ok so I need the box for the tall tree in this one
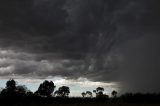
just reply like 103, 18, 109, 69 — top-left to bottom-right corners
35, 80, 56, 97
93, 87, 104, 98
1, 79, 17, 97
55, 86, 70, 97
6, 79, 16, 91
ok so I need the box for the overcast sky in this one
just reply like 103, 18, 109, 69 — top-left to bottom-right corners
0, 0, 160, 96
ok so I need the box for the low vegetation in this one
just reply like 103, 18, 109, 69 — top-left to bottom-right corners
0, 79, 160, 106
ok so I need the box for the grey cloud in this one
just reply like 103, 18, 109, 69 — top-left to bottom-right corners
0, 49, 85, 79
0, 0, 160, 93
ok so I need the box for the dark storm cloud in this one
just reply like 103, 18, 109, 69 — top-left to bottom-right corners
0, 0, 158, 54
66, 0, 160, 93
0, 0, 90, 57
0, 0, 160, 93
0, 0, 67, 33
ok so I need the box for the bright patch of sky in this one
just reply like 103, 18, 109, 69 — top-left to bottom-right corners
0, 49, 120, 97
0, 76, 119, 97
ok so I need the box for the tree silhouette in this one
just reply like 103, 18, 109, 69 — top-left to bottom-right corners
0, 79, 34, 98
16, 85, 28, 93
16, 85, 32, 97
81, 92, 86, 98
6, 79, 16, 91
93, 87, 104, 98
54, 90, 60, 97
0, 79, 17, 97
112, 90, 117, 98
1, 78, 160, 104
35, 80, 55, 97
26, 91, 33, 97
86, 91, 92, 98
55, 86, 70, 97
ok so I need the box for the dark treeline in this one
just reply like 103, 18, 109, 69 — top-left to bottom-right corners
0, 79, 160, 105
